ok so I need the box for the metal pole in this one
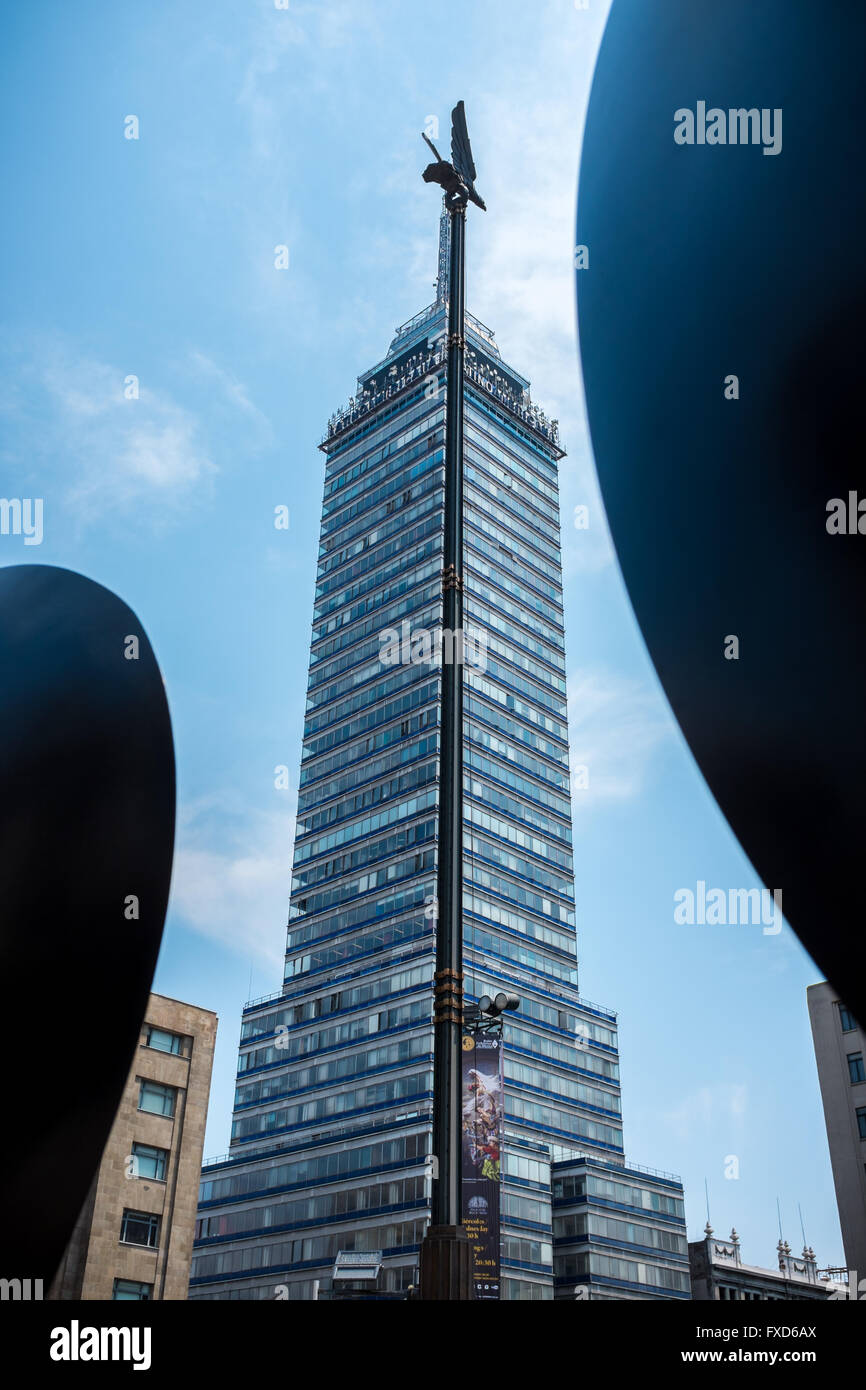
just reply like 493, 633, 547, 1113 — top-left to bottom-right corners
433, 201, 466, 1226
419, 200, 473, 1299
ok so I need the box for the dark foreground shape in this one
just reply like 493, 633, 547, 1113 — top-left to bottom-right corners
577, 1, 866, 1021
0, 565, 174, 1284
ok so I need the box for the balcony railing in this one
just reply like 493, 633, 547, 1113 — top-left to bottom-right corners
547, 1145, 682, 1184
243, 987, 287, 1012
323, 344, 560, 451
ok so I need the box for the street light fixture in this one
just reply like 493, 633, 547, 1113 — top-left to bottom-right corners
477, 992, 520, 1018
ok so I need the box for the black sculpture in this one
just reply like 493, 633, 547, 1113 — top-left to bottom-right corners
0, 565, 175, 1286
576, 0, 866, 1024
422, 100, 486, 211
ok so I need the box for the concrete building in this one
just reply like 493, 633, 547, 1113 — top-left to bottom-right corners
689, 1225, 846, 1301
50, 993, 217, 1301
807, 980, 866, 1283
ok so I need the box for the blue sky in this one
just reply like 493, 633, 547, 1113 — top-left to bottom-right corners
0, 0, 842, 1268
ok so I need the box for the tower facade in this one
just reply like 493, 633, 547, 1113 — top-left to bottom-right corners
190, 224, 687, 1301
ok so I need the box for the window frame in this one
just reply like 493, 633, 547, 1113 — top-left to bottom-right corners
120, 1209, 160, 1250
130, 1141, 169, 1181
847, 1052, 865, 1085
112, 1278, 153, 1301
144, 1024, 187, 1056
138, 1078, 177, 1118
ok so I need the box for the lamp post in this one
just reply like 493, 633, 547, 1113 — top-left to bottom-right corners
418, 102, 485, 1301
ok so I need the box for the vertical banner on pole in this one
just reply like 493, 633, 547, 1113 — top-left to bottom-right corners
461, 1033, 504, 1299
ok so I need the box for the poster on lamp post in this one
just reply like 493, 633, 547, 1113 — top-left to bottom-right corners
461, 1033, 504, 1299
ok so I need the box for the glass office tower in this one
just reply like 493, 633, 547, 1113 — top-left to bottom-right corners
190, 215, 687, 1301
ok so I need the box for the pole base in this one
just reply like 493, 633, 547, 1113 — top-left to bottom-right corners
418, 1224, 474, 1301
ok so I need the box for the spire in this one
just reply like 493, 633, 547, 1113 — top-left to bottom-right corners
435, 198, 451, 304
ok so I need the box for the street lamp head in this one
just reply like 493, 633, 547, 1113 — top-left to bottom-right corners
494, 991, 520, 1014
477, 992, 520, 1017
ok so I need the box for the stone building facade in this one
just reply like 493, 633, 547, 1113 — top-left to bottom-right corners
50, 993, 217, 1301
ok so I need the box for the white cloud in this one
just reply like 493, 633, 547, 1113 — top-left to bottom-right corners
188, 350, 270, 428
0, 336, 275, 523
568, 666, 674, 805
663, 1083, 748, 1143
169, 795, 294, 971
31, 349, 215, 517
236, 1, 381, 166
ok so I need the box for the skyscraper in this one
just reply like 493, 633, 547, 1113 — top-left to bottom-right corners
190, 213, 688, 1301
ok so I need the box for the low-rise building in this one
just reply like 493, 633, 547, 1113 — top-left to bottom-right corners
551, 1153, 690, 1300
689, 1225, 846, 1301
50, 993, 217, 1301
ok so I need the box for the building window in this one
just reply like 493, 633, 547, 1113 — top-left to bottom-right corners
856, 1107, 866, 1141
144, 1025, 187, 1056
847, 1053, 865, 1084
839, 1006, 858, 1033
120, 1210, 160, 1249
502, 1278, 553, 1300
130, 1142, 168, 1181
113, 1278, 153, 1301
138, 1079, 176, 1117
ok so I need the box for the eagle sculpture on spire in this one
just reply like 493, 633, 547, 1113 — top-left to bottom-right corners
422, 100, 487, 211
